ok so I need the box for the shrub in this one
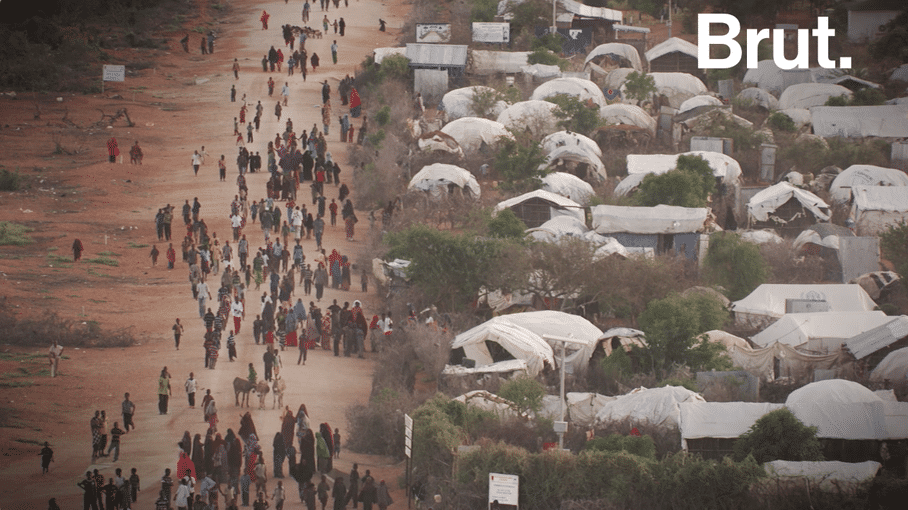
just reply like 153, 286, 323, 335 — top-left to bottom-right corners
825, 88, 887, 107
766, 112, 796, 132
487, 208, 528, 240
0, 169, 24, 191
704, 116, 766, 152
85, 256, 119, 266
733, 408, 824, 463
635, 155, 715, 208
470, 0, 499, 22
527, 48, 569, 70
583, 434, 657, 460
0, 222, 33, 246
703, 232, 768, 300
623, 71, 656, 105
493, 137, 549, 191
498, 376, 546, 416
375, 105, 391, 126
545, 93, 602, 135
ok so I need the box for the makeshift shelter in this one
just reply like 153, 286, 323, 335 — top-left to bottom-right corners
372, 47, 407, 65
453, 390, 523, 419
595, 386, 706, 429
717, 336, 845, 382
469, 50, 529, 75
849, 271, 900, 301
599, 104, 657, 134
645, 37, 701, 78
762, 461, 882, 494
739, 229, 784, 245
592, 236, 631, 259
520, 63, 562, 80
477, 287, 536, 315
750, 311, 892, 354
494, 189, 584, 228
541, 131, 602, 159
870, 346, 908, 382
829, 164, 908, 203
441, 358, 529, 378
793, 223, 856, 254
591, 204, 708, 258
408, 163, 481, 198
852, 186, 908, 236
780, 108, 812, 129
678, 95, 722, 114
540, 144, 607, 183
439, 117, 512, 154
530, 77, 607, 108
496, 100, 561, 138
584, 43, 643, 72
541, 171, 596, 204
680, 402, 784, 455
595, 327, 647, 358
730, 284, 878, 328
743, 60, 787, 96
747, 182, 830, 231
778, 83, 852, 110
811, 105, 908, 139
439, 86, 508, 122
567, 392, 616, 426
786, 380, 891, 440
604, 67, 636, 92
621, 72, 708, 109
616, 151, 743, 198
526, 215, 589, 243
737, 87, 779, 110
417, 131, 464, 158
844, 315, 908, 362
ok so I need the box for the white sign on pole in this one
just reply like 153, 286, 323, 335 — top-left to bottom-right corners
415, 23, 451, 43
404, 413, 413, 458
488, 473, 519, 508
103, 65, 126, 82
472, 22, 510, 43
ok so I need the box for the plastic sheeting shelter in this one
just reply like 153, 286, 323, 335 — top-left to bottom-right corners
595, 386, 706, 429
599, 104, 657, 134
597, 327, 647, 357
626, 151, 742, 184
792, 223, 855, 253
439, 86, 508, 122
870, 347, 908, 382
469, 50, 529, 75
494, 189, 584, 228
567, 392, 616, 426
645, 37, 700, 76
852, 186, 908, 236
621, 72, 708, 109
680, 402, 784, 449
592, 204, 708, 235
739, 229, 784, 245
730, 284, 878, 328
417, 131, 464, 158
584, 43, 643, 72
408, 163, 481, 198
530, 77, 607, 108
496, 100, 561, 138
526, 215, 589, 243
750, 311, 891, 353
763, 461, 882, 493
743, 60, 788, 95
778, 83, 852, 110
541, 131, 602, 159
541, 172, 595, 204
678, 95, 722, 114
747, 182, 830, 223
541, 145, 607, 183
737, 87, 779, 110
811, 105, 908, 139
453, 390, 523, 419
440, 117, 512, 154
829, 164, 908, 203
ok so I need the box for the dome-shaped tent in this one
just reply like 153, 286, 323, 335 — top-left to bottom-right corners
530, 77, 607, 108
541, 145, 607, 183
584, 42, 643, 72
829, 164, 908, 203
496, 100, 561, 138
678, 95, 722, 114
870, 347, 908, 382
541, 172, 596, 204
620, 72, 707, 109
599, 104, 657, 134
408, 163, 481, 198
440, 117, 513, 154
737, 87, 779, 110
786, 379, 882, 406
439, 86, 508, 121
541, 131, 602, 159
778, 83, 852, 110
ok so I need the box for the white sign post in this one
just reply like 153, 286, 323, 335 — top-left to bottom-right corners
404, 413, 413, 508
102, 65, 125, 93
488, 473, 519, 509
472, 22, 510, 43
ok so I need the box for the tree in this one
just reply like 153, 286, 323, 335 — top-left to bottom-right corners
881, 221, 908, 291
493, 137, 548, 191
636, 293, 730, 379
498, 376, 546, 416
623, 71, 656, 106
487, 208, 528, 240
635, 155, 715, 208
870, 8, 908, 64
703, 232, 768, 301
545, 93, 602, 135
732, 408, 824, 463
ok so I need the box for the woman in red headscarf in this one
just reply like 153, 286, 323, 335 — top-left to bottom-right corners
348, 87, 361, 118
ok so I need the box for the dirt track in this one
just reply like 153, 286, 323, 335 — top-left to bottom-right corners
0, 0, 410, 508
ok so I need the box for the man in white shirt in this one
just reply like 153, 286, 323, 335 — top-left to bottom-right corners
48, 339, 63, 377
292, 207, 303, 239
185, 373, 199, 408
231, 213, 243, 242
232, 297, 245, 334
197, 281, 211, 318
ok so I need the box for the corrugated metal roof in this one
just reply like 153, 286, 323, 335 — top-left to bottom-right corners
845, 316, 908, 360
405, 44, 468, 67
559, 0, 622, 21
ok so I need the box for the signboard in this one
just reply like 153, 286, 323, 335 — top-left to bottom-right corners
404, 413, 413, 458
416, 23, 451, 43
488, 473, 519, 509
103, 65, 126, 82
472, 22, 510, 43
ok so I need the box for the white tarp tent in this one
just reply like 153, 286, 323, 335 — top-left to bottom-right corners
530, 77, 607, 108
811, 105, 908, 139
737, 87, 779, 110
599, 104, 657, 134
542, 131, 602, 158
750, 311, 892, 352
440, 117, 513, 154
731, 284, 878, 328
597, 327, 647, 357
678, 95, 722, 114
786, 380, 891, 440
778, 83, 852, 110
739, 229, 784, 245
495, 189, 585, 224
604, 67, 636, 92
747, 182, 830, 223
870, 347, 908, 382
680, 402, 784, 448
792, 223, 855, 253
540, 145, 607, 183
853, 186, 908, 236
645, 37, 698, 63
454, 390, 523, 419
567, 392, 616, 426
526, 215, 589, 243
626, 151, 743, 184
584, 43, 643, 71
595, 386, 706, 428
470, 50, 529, 75
408, 163, 481, 198
829, 164, 908, 203
541, 172, 596, 204
417, 131, 464, 158
373, 47, 407, 65
520, 63, 562, 79
442, 358, 529, 377
763, 461, 882, 493
592, 204, 708, 234
621, 72, 708, 109
440, 86, 508, 122
742, 59, 786, 95
496, 100, 561, 138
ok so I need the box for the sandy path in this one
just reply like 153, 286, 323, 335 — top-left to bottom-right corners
0, 0, 408, 508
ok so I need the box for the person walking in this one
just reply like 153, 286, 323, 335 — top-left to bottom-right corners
173, 318, 184, 349
281, 82, 290, 106
192, 150, 202, 176
107, 137, 119, 163
157, 367, 172, 415
330, 41, 338, 64
72, 238, 84, 262
39, 441, 54, 474
106, 422, 125, 461
48, 339, 63, 377
233, 59, 240, 79
122, 392, 136, 433
331, 476, 345, 510
185, 372, 199, 408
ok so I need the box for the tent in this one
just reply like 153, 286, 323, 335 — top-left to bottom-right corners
496, 100, 561, 138
542, 131, 602, 159
829, 164, 908, 203
417, 131, 464, 158
792, 223, 855, 253
778, 83, 852, 110
540, 145, 607, 183
749, 311, 891, 353
870, 346, 908, 382
408, 163, 481, 198
441, 358, 529, 377
742, 59, 787, 95
592, 237, 631, 259
541, 171, 596, 204
567, 392, 616, 426
373, 47, 407, 65
530, 77, 607, 108
440, 117, 512, 154
737, 87, 779, 110
849, 271, 900, 301
520, 63, 562, 79
763, 461, 882, 493
730, 284, 878, 328
645, 37, 699, 66
786, 379, 890, 440
747, 182, 830, 224
678, 95, 723, 114
470, 50, 529, 75
592, 204, 708, 235
620, 72, 708, 109
811, 105, 908, 139
584, 43, 643, 72
627, 151, 742, 184
604, 67, 637, 92
739, 229, 784, 245
526, 215, 589, 243
852, 186, 908, 236
454, 390, 523, 419
595, 386, 706, 429
844, 316, 908, 361
599, 104, 657, 134
597, 327, 647, 357
494, 189, 584, 227
439, 86, 509, 122
780, 108, 812, 129
680, 401, 784, 449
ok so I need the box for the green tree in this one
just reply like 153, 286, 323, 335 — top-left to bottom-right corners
703, 232, 769, 301
487, 208, 528, 240
544, 93, 603, 135
636, 293, 730, 379
623, 71, 656, 106
732, 408, 824, 463
498, 376, 546, 416
881, 221, 908, 291
635, 155, 715, 208
470, 0, 499, 22
527, 48, 569, 70
493, 137, 548, 191
869, 8, 908, 64
583, 433, 657, 460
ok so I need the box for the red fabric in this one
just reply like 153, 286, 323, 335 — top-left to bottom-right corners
349, 88, 360, 109
234, 316, 242, 334
265, 331, 274, 344
285, 330, 298, 347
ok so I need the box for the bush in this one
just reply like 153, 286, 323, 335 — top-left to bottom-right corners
527, 48, 569, 70
345, 388, 412, 457
493, 137, 548, 191
623, 71, 656, 105
779, 137, 890, 180
703, 232, 768, 300
732, 408, 824, 463
881, 221, 908, 291
825, 88, 887, 107
375, 105, 391, 126
545, 94, 602, 135
0, 299, 135, 347
470, 0, 499, 22
487, 208, 528, 240
635, 155, 715, 208
0, 168, 24, 191
766, 112, 796, 132
583, 434, 657, 460
498, 376, 546, 416
0, 222, 33, 246
704, 116, 766, 152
